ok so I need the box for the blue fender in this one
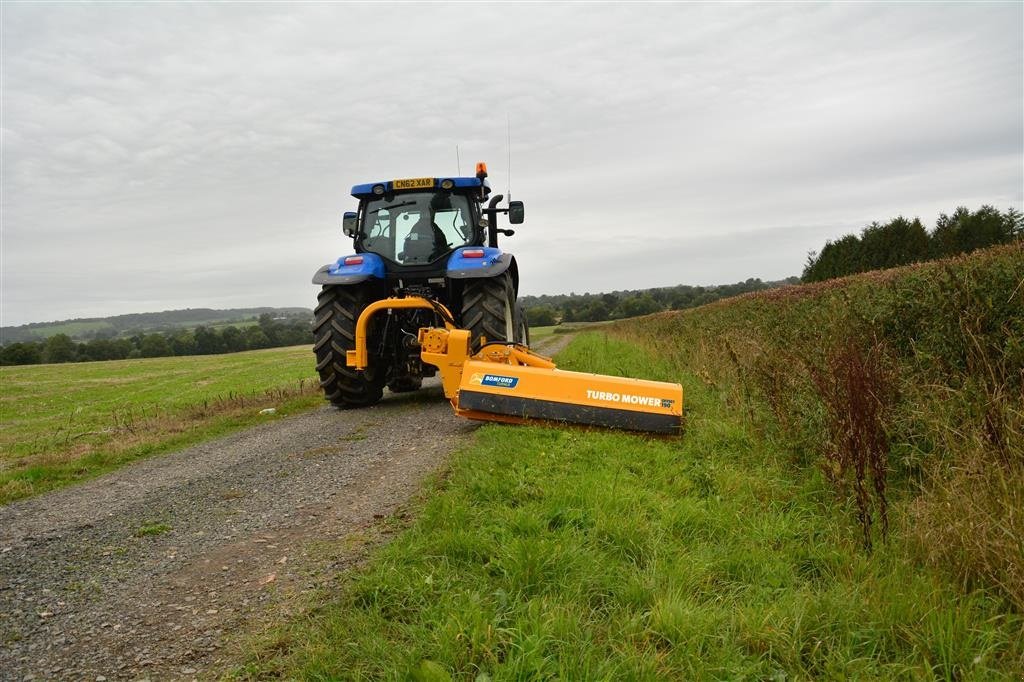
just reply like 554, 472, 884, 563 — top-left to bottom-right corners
312, 253, 386, 285
446, 247, 514, 280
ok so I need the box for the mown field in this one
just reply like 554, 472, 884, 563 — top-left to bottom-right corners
236, 244, 1024, 679
0, 345, 320, 503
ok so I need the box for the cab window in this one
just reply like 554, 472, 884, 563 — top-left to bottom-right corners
360, 192, 475, 265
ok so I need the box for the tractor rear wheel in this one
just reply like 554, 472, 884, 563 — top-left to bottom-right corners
313, 284, 386, 408
461, 274, 515, 351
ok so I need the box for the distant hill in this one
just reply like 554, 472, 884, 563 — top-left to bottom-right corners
1, 307, 312, 344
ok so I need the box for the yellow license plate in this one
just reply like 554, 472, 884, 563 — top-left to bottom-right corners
392, 177, 435, 190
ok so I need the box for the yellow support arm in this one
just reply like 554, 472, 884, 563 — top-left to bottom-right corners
345, 296, 456, 370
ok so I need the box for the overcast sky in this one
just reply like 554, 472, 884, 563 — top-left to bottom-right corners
2, 2, 1021, 326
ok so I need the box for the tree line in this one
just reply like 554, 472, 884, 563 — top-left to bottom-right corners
522, 278, 798, 326
0, 306, 310, 345
802, 206, 1022, 283
0, 314, 312, 366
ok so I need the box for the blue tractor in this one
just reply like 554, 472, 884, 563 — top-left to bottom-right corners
312, 162, 528, 408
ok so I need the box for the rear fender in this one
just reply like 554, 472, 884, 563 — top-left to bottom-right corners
312, 253, 386, 285
447, 248, 518, 295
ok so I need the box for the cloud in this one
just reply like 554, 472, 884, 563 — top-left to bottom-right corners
2, 3, 1021, 324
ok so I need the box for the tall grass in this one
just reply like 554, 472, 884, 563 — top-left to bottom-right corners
807, 338, 894, 549
611, 243, 1024, 608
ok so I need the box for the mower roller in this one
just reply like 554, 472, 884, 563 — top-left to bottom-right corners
345, 296, 684, 434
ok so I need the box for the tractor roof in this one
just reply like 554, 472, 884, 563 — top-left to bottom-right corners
351, 176, 490, 199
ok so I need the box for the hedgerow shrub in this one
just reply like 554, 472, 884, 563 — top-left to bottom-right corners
610, 243, 1024, 608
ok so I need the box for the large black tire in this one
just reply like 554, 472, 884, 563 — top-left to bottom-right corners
313, 284, 386, 408
461, 274, 515, 351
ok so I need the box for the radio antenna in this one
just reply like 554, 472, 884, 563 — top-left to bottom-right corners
456, 144, 461, 175
506, 113, 512, 201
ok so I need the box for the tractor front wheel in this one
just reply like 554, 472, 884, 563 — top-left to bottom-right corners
313, 284, 386, 408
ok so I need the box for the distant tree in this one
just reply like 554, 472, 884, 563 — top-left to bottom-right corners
580, 300, 610, 322
804, 236, 849, 282
963, 205, 1013, 252
614, 294, 660, 319
43, 334, 77, 363
859, 217, 928, 270
83, 338, 120, 361
194, 326, 223, 354
168, 330, 197, 356
526, 306, 557, 327
285, 322, 313, 346
930, 211, 960, 258
858, 221, 889, 270
899, 218, 930, 264
257, 313, 281, 345
140, 334, 171, 358
669, 287, 699, 310
1005, 207, 1024, 239
1, 342, 42, 365
930, 206, 1009, 258
805, 205, 1019, 283
221, 326, 247, 353
244, 326, 271, 349
112, 339, 134, 359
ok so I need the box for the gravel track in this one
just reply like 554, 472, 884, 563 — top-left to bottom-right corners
1, 382, 471, 681
0, 333, 575, 681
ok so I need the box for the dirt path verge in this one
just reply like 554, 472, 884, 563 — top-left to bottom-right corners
0, 381, 474, 681
529, 332, 575, 358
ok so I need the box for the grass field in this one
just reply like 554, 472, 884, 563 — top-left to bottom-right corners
0, 345, 320, 503
238, 332, 1023, 679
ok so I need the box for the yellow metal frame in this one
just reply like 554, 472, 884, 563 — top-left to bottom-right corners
345, 297, 457, 370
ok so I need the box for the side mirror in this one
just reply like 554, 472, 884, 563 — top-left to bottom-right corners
508, 200, 524, 224
342, 211, 358, 237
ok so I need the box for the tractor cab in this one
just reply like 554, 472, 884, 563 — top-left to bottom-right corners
342, 163, 522, 272
355, 187, 481, 266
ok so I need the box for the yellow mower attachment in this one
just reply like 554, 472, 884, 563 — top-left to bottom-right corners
346, 296, 683, 434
